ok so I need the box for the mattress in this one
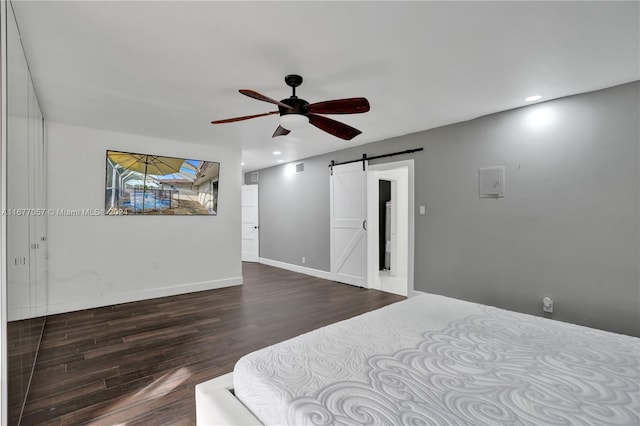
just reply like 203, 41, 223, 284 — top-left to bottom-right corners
233, 294, 640, 425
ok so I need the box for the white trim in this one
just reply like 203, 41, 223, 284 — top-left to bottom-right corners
7, 303, 47, 322
46, 276, 243, 316
411, 289, 428, 297
259, 257, 334, 281
8, 306, 31, 322
0, 2, 8, 423
368, 160, 415, 297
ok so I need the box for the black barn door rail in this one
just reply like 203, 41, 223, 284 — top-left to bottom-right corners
329, 148, 423, 174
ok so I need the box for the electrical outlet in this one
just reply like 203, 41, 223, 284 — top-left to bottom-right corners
542, 297, 553, 313
302, 257, 306, 264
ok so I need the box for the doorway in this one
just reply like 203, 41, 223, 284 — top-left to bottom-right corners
241, 185, 259, 262
379, 180, 392, 272
367, 161, 413, 296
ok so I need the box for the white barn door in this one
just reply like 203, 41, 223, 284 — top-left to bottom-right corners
241, 185, 259, 262
330, 162, 368, 287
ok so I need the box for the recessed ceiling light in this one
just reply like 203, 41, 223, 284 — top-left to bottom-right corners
277, 160, 284, 163
524, 95, 542, 102
273, 151, 282, 155
241, 162, 245, 166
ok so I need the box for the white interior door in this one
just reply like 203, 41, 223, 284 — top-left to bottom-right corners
241, 185, 259, 262
330, 162, 368, 287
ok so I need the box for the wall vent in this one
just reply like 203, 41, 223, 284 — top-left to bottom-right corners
250, 171, 259, 183
295, 162, 304, 173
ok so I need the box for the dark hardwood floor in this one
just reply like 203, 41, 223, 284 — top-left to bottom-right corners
17, 262, 404, 425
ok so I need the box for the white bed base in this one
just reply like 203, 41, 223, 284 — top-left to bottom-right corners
195, 372, 262, 426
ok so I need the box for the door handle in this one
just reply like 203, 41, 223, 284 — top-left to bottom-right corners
362, 220, 367, 231
253, 225, 259, 229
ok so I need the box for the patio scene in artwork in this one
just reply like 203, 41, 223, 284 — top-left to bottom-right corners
105, 151, 219, 216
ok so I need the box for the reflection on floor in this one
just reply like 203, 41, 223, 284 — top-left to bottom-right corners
7, 316, 46, 426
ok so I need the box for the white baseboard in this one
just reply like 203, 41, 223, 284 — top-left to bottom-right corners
259, 257, 334, 281
46, 276, 243, 316
8, 304, 48, 321
411, 289, 427, 297
8, 306, 32, 322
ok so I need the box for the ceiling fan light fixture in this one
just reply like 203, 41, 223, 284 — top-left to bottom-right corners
211, 75, 369, 140
280, 114, 309, 131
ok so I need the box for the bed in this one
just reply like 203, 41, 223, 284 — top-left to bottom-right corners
196, 293, 640, 425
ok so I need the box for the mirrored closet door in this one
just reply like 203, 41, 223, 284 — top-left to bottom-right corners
5, 2, 48, 424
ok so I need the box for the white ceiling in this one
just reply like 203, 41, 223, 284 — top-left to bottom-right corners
11, 1, 639, 172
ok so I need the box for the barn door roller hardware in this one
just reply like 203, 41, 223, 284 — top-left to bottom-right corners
329, 148, 423, 175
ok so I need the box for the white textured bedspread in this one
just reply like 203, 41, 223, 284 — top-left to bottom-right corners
233, 294, 640, 425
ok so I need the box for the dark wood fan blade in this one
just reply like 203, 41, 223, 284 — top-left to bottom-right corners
306, 97, 370, 114
239, 89, 293, 110
309, 114, 362, 140
211, 111, 278, 124
272, 126, 291, 138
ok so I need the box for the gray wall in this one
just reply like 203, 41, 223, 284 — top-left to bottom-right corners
246, 82, 640, 336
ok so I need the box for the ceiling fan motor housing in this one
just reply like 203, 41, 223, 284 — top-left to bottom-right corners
278, 97, 309, 116
279, 97, 310, 130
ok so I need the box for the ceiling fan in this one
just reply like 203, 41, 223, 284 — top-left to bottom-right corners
211, 75, 370, 140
